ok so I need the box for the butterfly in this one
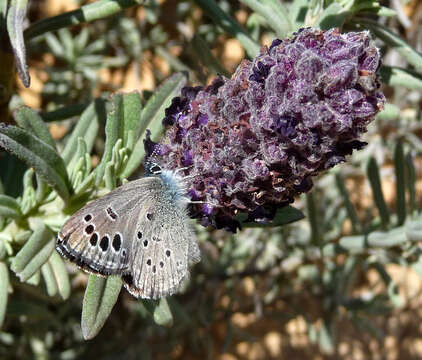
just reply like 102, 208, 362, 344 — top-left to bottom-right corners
56, 166, 200, 299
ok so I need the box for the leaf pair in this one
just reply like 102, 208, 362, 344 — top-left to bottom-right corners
0, 109, 71, 203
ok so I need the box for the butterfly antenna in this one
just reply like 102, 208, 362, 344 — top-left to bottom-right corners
145, 144, 163, 174
188, 200, 222, 207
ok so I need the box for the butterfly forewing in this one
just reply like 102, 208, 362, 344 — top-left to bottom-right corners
57, 177, 159, 276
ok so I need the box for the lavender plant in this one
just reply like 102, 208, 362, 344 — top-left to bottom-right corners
151, 27, 385, 231
0, 0, 422, 358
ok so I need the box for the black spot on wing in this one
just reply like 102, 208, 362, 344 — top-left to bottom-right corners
112, 233, 121, 251
106, 207, 118, 220
100, 236, 109, 251
85, 224, 94, 235
90, 233, 98, 246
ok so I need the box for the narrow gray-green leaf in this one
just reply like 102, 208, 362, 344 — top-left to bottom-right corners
339, 235, 366, 252
58, 28, 74, 62
7, 0, 30, 87
40, 102, 89, 123
35, 173, 48, 203
307, 192, 321, 245
105, 162, 116, 191
355, 18, 422, 72
0, 262, 9, 328
26, 270, 40, 286
0, 194, 22, 218
68, 137, 88, 179
394, 141, 406, 226
0, 0, 7, 28
74, 27, 89, 53
194, 0, 260, 58
41, 261, 58, 297
95, 95, 123, 185
81, 275, 122, 340
380, 66, 422, 90
316, 3, 349, 30
44, 32, 65, 58
240, 0, 292, 38
61, 99, 104, 164
288, 0, 308, 28
367, 228, 407, 247
10, 223, 55, 281
0, 124, 70, 202
47, 251, 71, 300
375, 6, 397, 17
376, 103, 400, 121
122, 92, 142, 149
372, 263, 403, 308
405, 217, 422, 242
14, 229, 32, 244
153, 298, 173, 327
141, 298, 174, 327
367, 157, 390, 228
14, 106, 56, 148
0, 238, 5, 259
335, 173, 360, 234
405, 152, 416, 213
318, 320, 334, 354
339, 228, 408, 251
122, 73, 187, 178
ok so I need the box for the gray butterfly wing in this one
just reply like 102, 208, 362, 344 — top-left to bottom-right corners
122, 181, 200, 299
57, 177, 159, 276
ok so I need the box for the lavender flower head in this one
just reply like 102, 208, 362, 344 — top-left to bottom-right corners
145, 28, 386, 231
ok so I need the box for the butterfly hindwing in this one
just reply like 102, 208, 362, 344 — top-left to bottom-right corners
122, 184, 199, 299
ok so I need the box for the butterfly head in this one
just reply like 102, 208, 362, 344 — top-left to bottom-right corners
146, 157, 201, 209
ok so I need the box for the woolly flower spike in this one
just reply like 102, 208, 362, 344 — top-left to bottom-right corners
146, 28, 386, 231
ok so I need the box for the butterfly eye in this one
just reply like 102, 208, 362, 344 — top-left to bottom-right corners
84, 214, 92, 222
149, 164, 161, 174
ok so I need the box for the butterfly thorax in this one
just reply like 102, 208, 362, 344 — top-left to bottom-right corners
156, 169, 188, 207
